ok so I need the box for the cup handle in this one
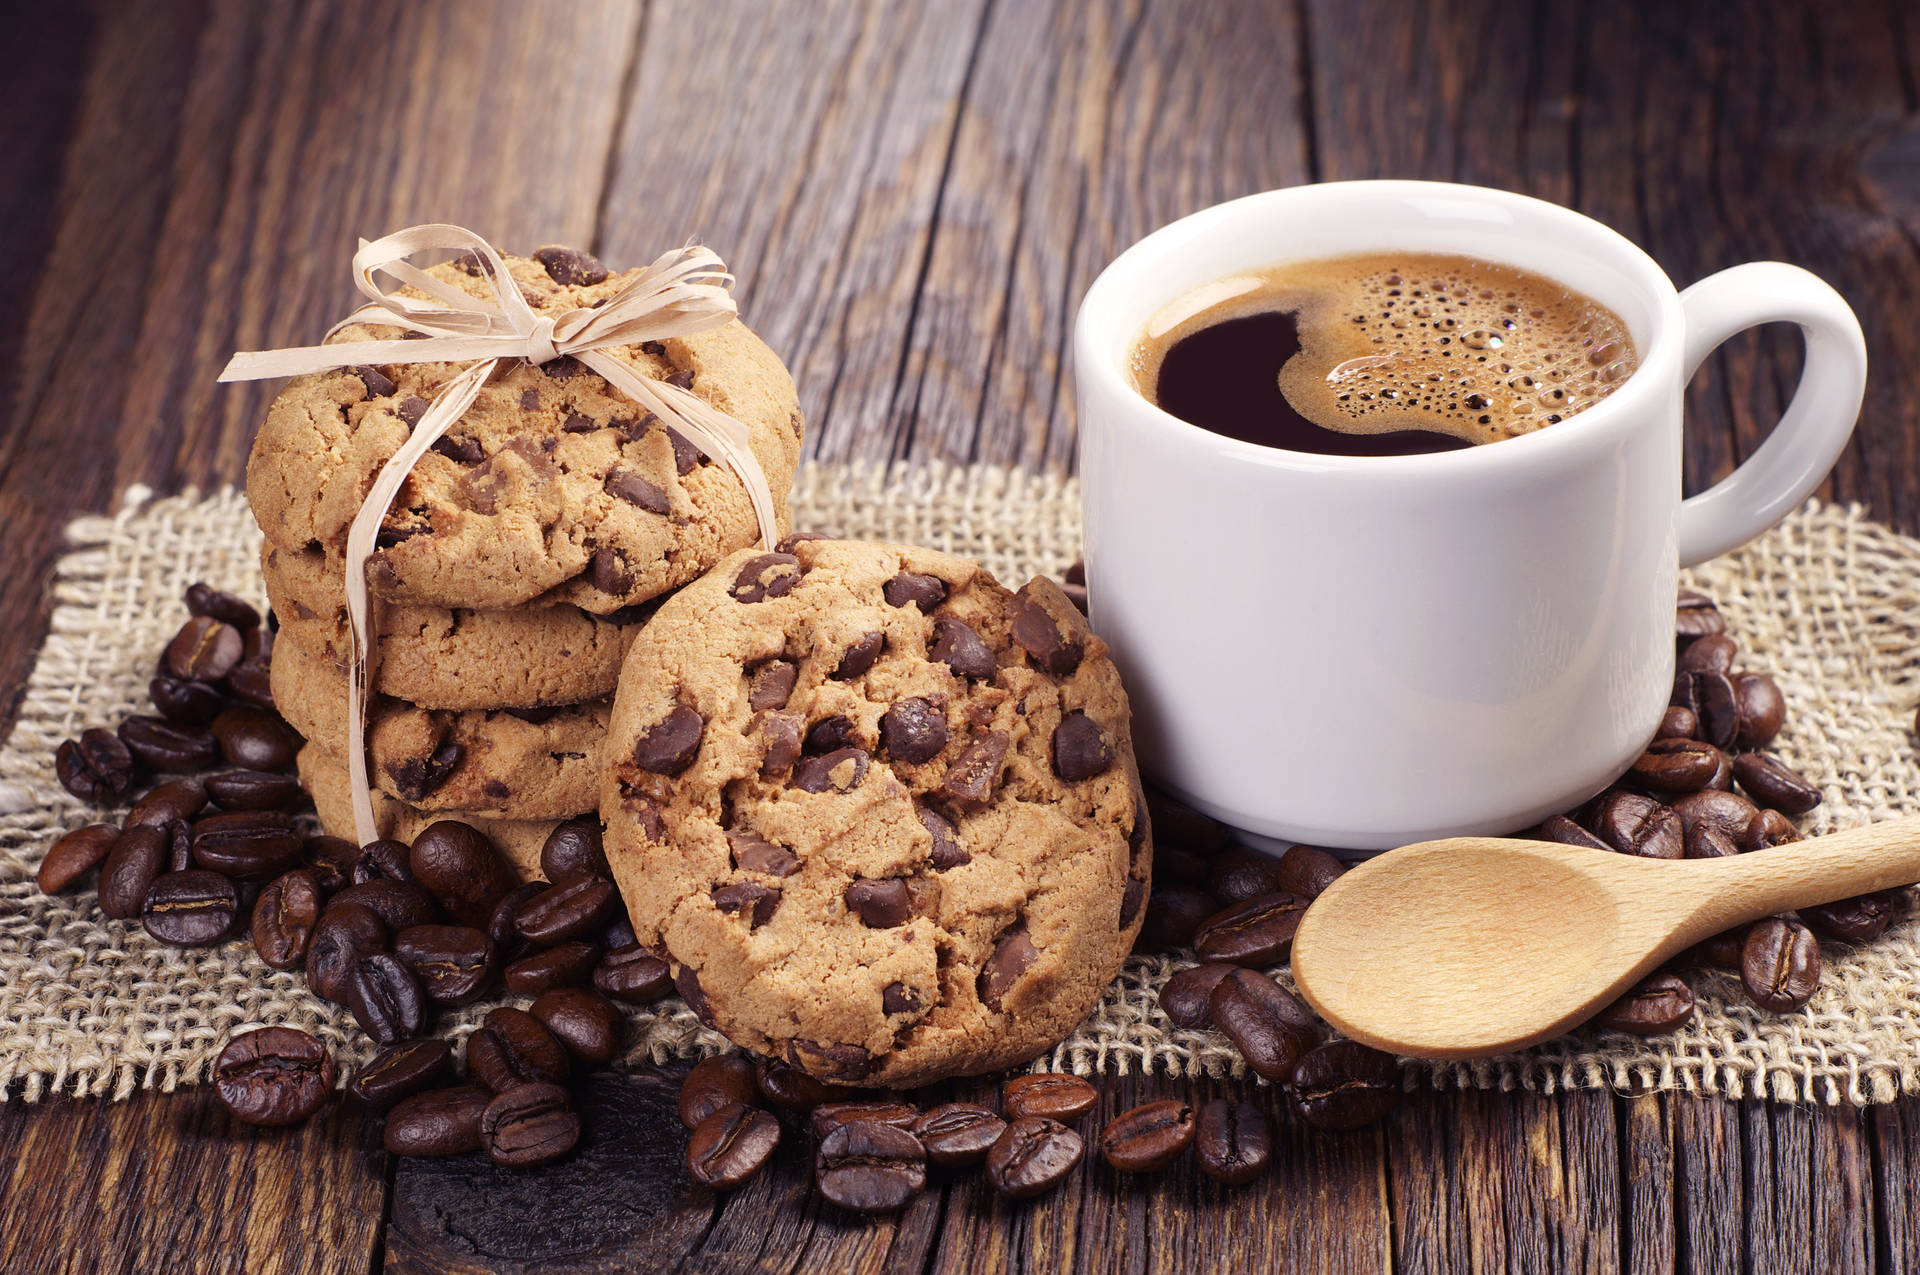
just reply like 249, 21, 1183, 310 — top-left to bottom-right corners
1675, 262, 1866, 567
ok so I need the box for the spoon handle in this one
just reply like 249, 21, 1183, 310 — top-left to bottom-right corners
1682, 813, 1920, 934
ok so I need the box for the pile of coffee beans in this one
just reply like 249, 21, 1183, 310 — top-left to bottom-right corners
1529, 588, 1886, 1030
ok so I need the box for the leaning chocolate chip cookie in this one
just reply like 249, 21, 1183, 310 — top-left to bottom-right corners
273, 638, 607, 820
246, 246, 803, 613
601, 539, 1149, 1088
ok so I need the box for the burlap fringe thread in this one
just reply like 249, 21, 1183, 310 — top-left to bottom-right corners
2, 463, 1918, 1105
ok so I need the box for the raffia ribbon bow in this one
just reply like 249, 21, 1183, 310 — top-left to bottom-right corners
220, 224, 778, 845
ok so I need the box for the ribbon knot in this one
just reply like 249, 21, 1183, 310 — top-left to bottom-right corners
219, 224, 780, 846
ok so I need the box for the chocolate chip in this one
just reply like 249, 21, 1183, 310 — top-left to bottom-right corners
351, 365, 396, 398
882, 982, 922, 1015
1051, 711, 1112, 782
386, 740, 462, 802
754, 711, 803, 777
1011, 584, 1084, 675
787, 1039, 874, 1082
396, 396, 430, 428
791, 747, 869, 793
606, 469, 670, 514
746, 659, 797, 712
919, 805, 968, 869
522, 388, 543, 411
589, 547, 633, 595
883, 572, 946, 613
730, 553, 802, 603
1119, 878, 1145, 927
942, 732, 1009, 809
713, 882, 781, 929
805, 716, 859, 754
833, 632, 885, 680
846, 878, 911, 927
728, 830, 799, 877
663, 367, 695, 390
543, 355, 588, 380
634, 703, 703, 775
930, 617, 995, 681
979, 924, 1038, 1011
675, 965, 714, 1026
431, 434, 484, 463
881, 698, 949, 764
533, 245, 610, 286
452, 251, 490, 276
562, 411, 596, 433
662, 426, 704, 475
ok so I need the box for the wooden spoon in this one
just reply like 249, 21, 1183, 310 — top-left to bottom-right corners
1289, 818, 1920, 1059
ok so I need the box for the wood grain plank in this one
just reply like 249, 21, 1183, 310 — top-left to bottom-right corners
1874, 1100, 1920, 1275
591, 0, 989, 468
1669, 1095, 1744, 1273
0, 1086, 385, 1275
1621, 1095, 1676, 1275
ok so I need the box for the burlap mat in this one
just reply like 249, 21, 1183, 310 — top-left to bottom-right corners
3, 463, 1918, 1105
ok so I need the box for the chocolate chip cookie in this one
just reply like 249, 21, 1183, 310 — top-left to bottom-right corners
272, 637, 606, 820
601, 539, 1149, 1088
246, 247, 803, 613
263, 542, 647, 710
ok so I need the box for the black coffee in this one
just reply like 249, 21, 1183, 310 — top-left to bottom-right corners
1134, 253, 1637, 456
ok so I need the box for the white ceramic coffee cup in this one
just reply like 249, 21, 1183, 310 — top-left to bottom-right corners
1074, 180, 1866, 851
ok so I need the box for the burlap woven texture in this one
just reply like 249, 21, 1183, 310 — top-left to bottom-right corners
3, 462, 1918, 1105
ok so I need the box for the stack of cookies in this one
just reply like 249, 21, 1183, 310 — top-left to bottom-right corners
245, 244, 803, 877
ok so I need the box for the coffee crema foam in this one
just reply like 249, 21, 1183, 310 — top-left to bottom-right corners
1132, 252, 1638, 446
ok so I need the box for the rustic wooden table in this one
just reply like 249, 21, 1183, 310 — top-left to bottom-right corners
5, 1, 1920, 1270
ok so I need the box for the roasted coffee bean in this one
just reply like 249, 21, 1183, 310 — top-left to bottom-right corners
1051, 711, 1113, 782
118, 715, 218, 772
204, 769, 302, 812
1596, 971, 1696, 1034
883, 570, 947, 612
1660, 705, 1699, 740
348, 952, 427, 1044
516, 875, 621, 945
1010, 583, 1084, 675
185, 582, 260, 629
1704, 748, 1735, 791
1193, 892, 1308, 966
1207, 968, 1321, 1083
1274, 845, 1347, 897
680, 1056, 759, 1129
158, 817, 195, 873
252, 869, 323, 969
384, 1084, 491, 1157
1742, 808, 1801, 852
595, 943, 673, 1003
1136, 885, 1219, 952
1004, 1073, 1097, 1124
210, 707, 302, 771
816, 1122, 926, 1213
987, 1117, 1083, 1199
409, 820, 518, 927
393, 924, 496, 1004
480, 1082, 580, 1168
1194, 1099, 1271, 1186
149, 676, 229, 726
540, 817, 609, 882
1100, 1101, 1195, 1172
1683, 824, 1743, 859
531, 987, 623, 1065
881, 698, 949, 764
1630, 739, 1723, 795
1675, 589, 1724, 642
1159, 963, 1238, 1029
38, 823, 119, 893
306, 903, 389, 1004
1535, 815, 1611, 851
912, 1103, 1007, 1167
191, 810, 303, 880
467, 1006, 570, 1093
1741, 917, 1821, 1012
125, 777, 208, 828
1670, 789, 1759, 842
1676, 670, 1740, 749
304, 835, 358, 895
143, 869, 240, 946
349, 839, 413, 886
810, 1101, 919, 1140
930, 616, 996, 682
1732, 672, 1787, 750
688, 1102, 781, 1189
331, 879, 440, 932
1586, 789, 1683, 858
1692, 927, 1748, 970
1799, 892, 1897, 943
1731, 754, 1822, 815
1676, 632, 1736, 674
504, 940, 601, 995
756, 1057, 835, 1109
99, 826, 167, 919
979, 924, 1039, 1011
56, 728, 140, 804
730, 552, 802, 603
1147, 789, 1230, 857
350, 1038, 453, 1110
1291, 1041, 1403, 1131
228, 659, 276, 711
488, 880, 547, 956
167, 615, 244, 682
213, 1027, 333, 1126
1156, 844, 1217, 890
1206, 847, 1287, 905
